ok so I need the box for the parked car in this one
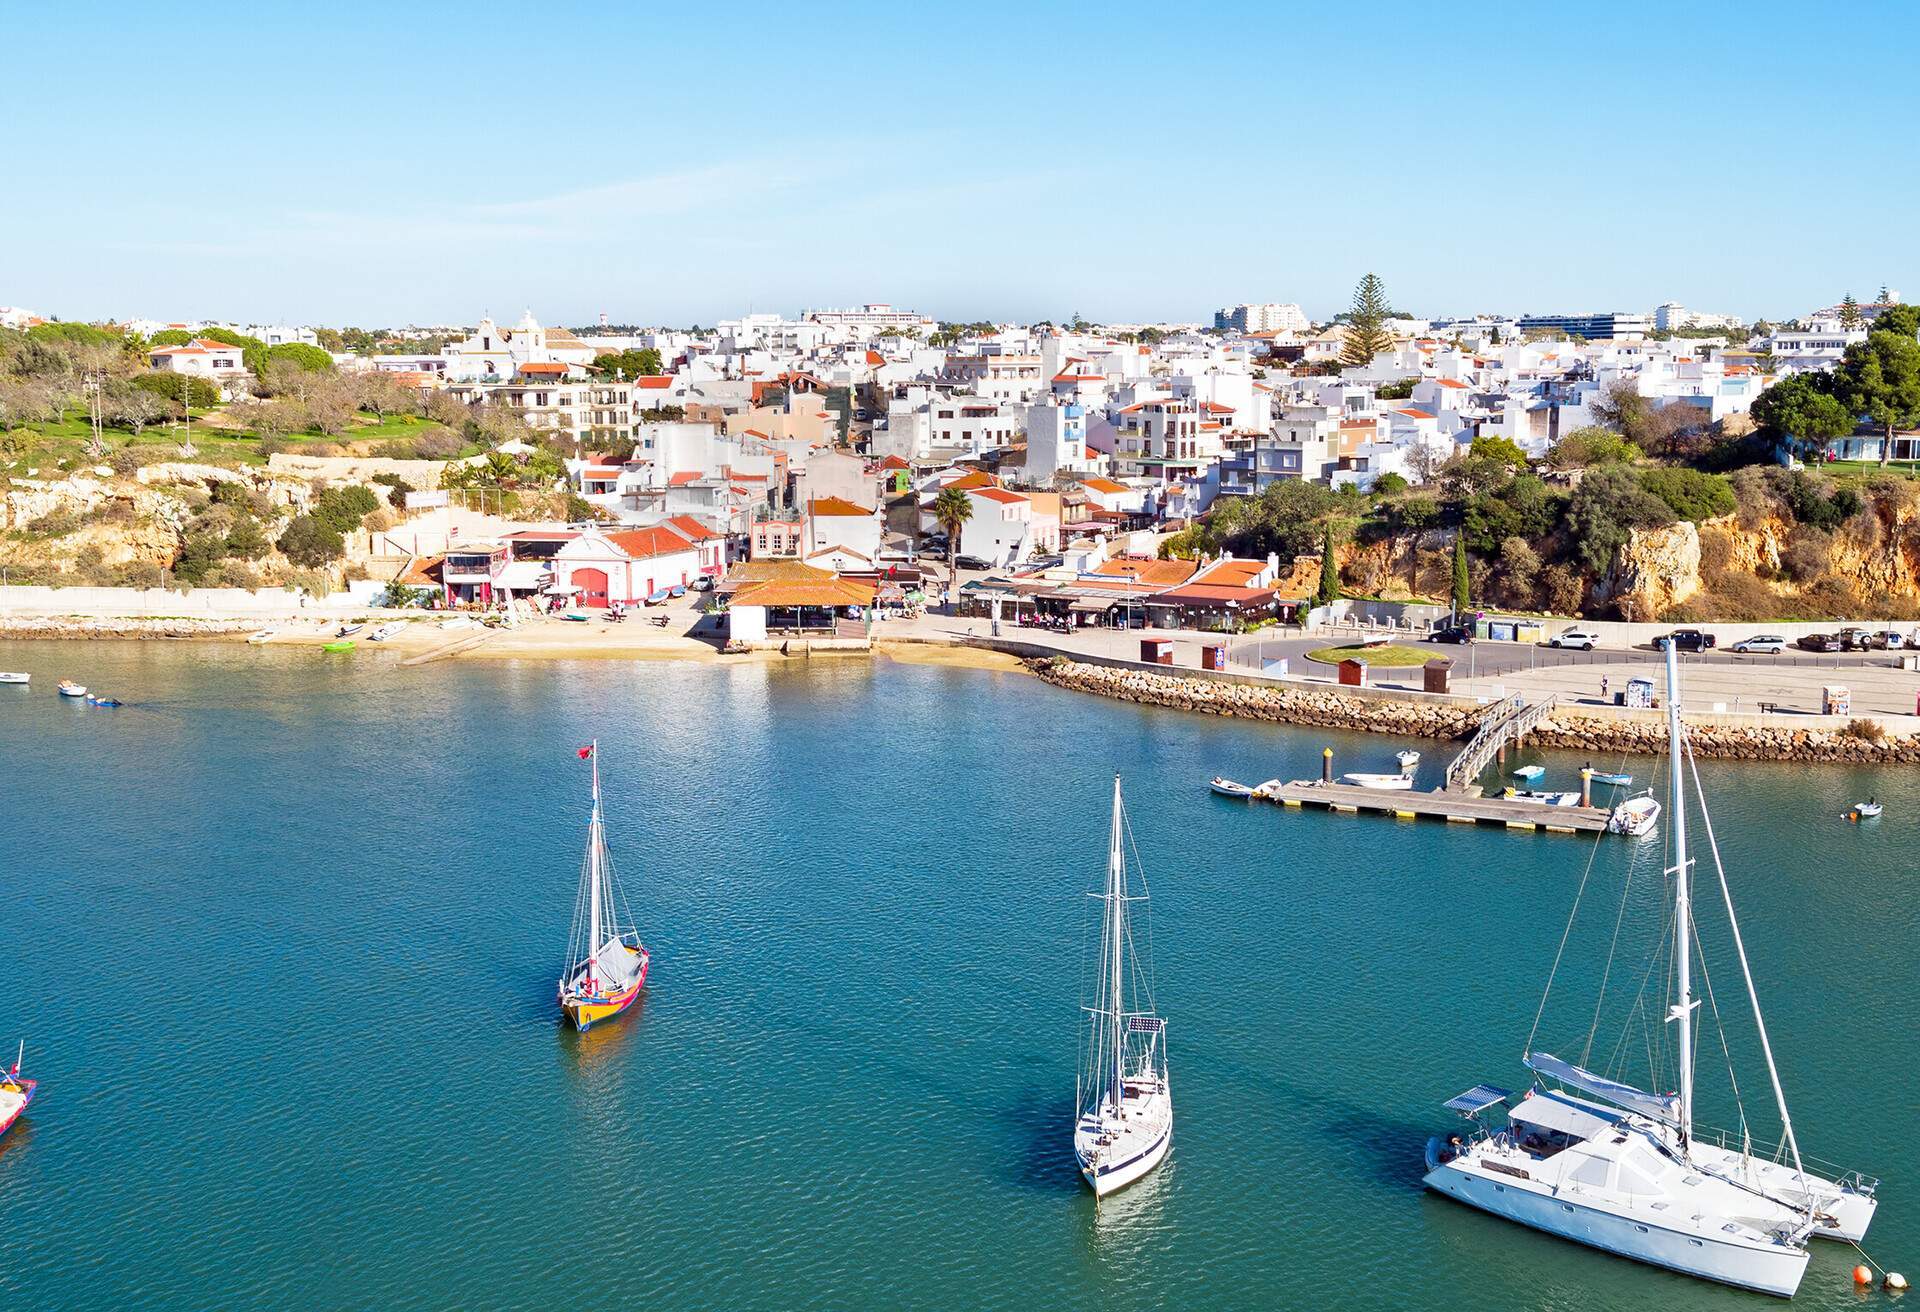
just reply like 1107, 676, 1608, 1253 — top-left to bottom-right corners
1546, 628, 1599, 650
1730, 634, 1786, 654
1835, 627, 1873, 651
1869, 630, 1906, 650
1426, 624, 1474, 645
1797, 633, 1842, 652
1654, 628, 1715, 652
953, 554, 993, 571
690, 576, 715, 592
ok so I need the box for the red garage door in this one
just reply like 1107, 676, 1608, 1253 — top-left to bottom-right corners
574, 567, 609, 608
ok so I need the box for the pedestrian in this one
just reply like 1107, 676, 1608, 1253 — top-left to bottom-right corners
1600, 674, 1610, 703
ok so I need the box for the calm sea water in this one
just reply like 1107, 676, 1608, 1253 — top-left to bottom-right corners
0, 640, 1913, 1310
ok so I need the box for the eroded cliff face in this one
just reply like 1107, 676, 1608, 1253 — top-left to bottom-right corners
1597, 521, 1701, 620
1827, 497, 1920, 597
0, 476, 185, 568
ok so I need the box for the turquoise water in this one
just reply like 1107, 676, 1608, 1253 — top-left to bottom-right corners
0, 640, 1913, 1310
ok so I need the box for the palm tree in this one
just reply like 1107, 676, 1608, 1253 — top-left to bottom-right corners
931, 484, 974, 613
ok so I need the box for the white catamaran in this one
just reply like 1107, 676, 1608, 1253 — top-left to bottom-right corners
1424, 644, 1878, 1297
1074, 775, 1172, 1198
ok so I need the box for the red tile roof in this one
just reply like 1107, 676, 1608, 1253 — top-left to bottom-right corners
668, 471, 702, 486
607, 526, 697, 559
971, 487, 1027, 505
808, 496, 873, 516
666, 515, 720, 541
636, 375, 674, 389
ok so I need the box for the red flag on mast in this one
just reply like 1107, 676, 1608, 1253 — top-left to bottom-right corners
577, 745, 594, 759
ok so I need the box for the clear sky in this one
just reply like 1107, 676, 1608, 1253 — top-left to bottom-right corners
7, 1, 1916, 328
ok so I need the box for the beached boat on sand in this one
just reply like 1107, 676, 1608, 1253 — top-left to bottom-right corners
246, 629, 276, 644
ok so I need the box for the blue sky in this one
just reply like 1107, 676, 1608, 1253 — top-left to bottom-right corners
6, 1, 1916, 328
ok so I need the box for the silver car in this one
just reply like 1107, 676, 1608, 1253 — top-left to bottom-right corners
1730, 634, 1785, 654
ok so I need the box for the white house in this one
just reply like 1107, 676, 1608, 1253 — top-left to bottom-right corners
804, 497, 883, 561
147, 338, 250, 397
960, 486, 1049, 566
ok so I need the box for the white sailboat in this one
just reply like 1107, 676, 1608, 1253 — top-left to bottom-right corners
1424, 644, 1878, 1297
1074, 775, 1172, 1198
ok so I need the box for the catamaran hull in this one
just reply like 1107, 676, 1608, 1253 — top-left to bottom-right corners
1422, 1155, 1808, 1298
1080, 1124, 1171, 1198
560, 957, 648, 1031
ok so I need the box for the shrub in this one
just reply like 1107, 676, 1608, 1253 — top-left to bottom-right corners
1546, 426, 1640, 469
1371, 472, 1409, 496
132, 371, 220, 409
1780, 526, 1831, 582
211, 480, 252, 508
265, 342, 333, 374
225, 515, 269, 560
1638, 467, 1735, 522
1564, 466, 1677, 575
408, 429, 463, 460
278, 513, 344, 566
172, 531, 229, 585
311, 484, 380, 532
371, 472, 414, 507
1841, 718, 1887, 743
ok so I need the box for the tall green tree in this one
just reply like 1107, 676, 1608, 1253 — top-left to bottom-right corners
1834, 306, 1920, 466
1751, 372, 1854, 451
1838, 294, 1862, 329
1451, 534, 1470, 615
1315, 522, 1340, 606
931, 484, 974, 611
1338, 273, 1394, 368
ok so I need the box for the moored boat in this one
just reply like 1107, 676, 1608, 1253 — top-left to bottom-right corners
1396, 749, 1421, 770
1504, 787, 1582, 807
321, 640, 355, 653
56, 680, 86, 698
0, 1042, 36, 1141
557, 741, 650, 1031
367, 621, 407, 642
1343, 772, 1415, 790
1424, 642, 1878, 1297
1511, 764, 1545, 781
1209, 776, 1256, 799
1851, 799, 1882, 820
1074, 775, 1171, 1198
1589, 770, 1633, 787
0, 671, 29, 684
1607, 793, 1661, 836
85, 694, 123, 708
246, 629, 276, 644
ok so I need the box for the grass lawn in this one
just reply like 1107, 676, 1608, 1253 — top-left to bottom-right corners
1819, 460, 1920, 481
4, 406, 459, 475
1305, 642, 1434, 667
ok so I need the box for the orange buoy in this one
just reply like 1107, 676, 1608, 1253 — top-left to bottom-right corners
1854, 1264, 1875, 1286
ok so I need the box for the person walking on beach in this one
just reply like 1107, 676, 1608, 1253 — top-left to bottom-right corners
1600, 674, 1610, 704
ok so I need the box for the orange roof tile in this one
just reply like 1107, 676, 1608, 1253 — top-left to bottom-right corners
971, 487, 1027, 505
808, 496, 873, 517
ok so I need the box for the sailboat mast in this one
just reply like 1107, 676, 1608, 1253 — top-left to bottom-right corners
1108, 774, 1125, 1117
1663, 643, 1695, 1147
588, 739, 603, 980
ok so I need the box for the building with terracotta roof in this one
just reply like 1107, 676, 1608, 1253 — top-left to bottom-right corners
147, 338, 250, 396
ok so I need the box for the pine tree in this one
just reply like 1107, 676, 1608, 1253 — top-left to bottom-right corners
1339, 273, 1394, 368
1316, 523, 1340, 606
1839, 293, 1862, 329
1451, 535, 1470, 615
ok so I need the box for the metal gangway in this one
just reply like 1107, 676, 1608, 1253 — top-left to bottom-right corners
1443, 692, 1559, 791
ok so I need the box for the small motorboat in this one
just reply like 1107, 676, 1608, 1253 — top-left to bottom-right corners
1851, 800, 1883, 820
246, 629, 277, 644
439, 617, 475, 631
669, 584, 687, 598
0, 671, 29, 684
560, 612, 591, 623
1505, 788, 1582, 807
1588, 770, 1632, 786
367, 621, 406, 642
335, 623, 365, 638
57, 680, 87, 698
321, 639, 355, 653
1396, 749, 1421, 770
1210, 776, 1256, 799
645, 588, 673, 606
1344, 772, 1416, 790
85, 695, 123, 708
1608, 794, 1662, 836
1510, 764, 1544, 781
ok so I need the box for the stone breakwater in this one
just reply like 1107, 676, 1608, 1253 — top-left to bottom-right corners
0, 615, 259, 640
1027, 657, 1920, 765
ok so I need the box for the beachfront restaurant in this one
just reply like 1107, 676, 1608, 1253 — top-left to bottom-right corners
721, 560, 877, 642
1144, 583, 1297, 632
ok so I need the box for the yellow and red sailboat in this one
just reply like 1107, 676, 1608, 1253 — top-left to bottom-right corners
0, 1042, 36, 1141
558, 742, 649, 1031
